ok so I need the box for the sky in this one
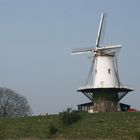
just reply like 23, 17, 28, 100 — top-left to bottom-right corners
0, 0, 139, 115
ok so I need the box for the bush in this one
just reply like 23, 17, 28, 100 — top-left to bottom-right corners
60, 107, 81, 126
48, 123, 58, 137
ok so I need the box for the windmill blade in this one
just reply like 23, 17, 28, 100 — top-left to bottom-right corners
95, 13, 105, 47
71, 47, 93, 55
97, 45, 122, 55
85, 56, 95, 85
97, 44, 122, 50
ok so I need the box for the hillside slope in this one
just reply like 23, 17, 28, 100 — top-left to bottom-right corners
0, 112, 140, 140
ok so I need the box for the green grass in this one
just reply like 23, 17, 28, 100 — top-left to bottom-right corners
0, 112, 140, 140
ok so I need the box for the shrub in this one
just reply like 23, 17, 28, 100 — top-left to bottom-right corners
60, 107, 81, 126
48, 123, 58, 137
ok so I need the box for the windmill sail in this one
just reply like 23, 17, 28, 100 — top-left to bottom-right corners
97, 45, 122, 55
72, 47, 93, 54
95, 13, 105, 47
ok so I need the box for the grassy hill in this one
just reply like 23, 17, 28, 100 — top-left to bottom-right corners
0, 112, 140, 140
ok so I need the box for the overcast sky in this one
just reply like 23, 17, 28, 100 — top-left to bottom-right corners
0, 0, 139, 115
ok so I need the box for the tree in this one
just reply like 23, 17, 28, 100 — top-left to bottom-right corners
0, 87, 32, 117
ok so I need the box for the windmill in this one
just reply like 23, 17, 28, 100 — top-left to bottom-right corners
72, 13, 133, 112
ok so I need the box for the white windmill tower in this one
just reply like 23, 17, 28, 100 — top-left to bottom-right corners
72, 13, 133, 112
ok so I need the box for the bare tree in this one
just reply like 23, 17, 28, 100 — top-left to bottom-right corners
0, 87, 32, 117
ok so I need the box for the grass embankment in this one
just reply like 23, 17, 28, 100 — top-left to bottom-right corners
0, 112, 140, 140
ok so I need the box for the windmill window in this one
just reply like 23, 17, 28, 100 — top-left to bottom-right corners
108, 69, 111, 74
95, 69, 97, 74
